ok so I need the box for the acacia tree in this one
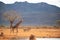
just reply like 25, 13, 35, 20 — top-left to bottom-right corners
3, 10, 23, 33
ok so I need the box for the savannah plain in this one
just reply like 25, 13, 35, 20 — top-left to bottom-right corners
0, 25, 60, 40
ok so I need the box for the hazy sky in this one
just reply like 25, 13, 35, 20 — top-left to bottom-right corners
0, 0, 60, 7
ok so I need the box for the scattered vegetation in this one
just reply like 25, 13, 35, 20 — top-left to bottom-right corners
56, 20, 60, 26
0, 25, 5, 28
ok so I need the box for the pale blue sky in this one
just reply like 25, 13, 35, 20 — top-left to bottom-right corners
0, 0, 60, 7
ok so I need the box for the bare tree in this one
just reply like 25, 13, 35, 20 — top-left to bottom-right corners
3, 10, 23, 33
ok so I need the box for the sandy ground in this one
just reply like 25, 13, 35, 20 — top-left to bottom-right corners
0, 26, 60, 40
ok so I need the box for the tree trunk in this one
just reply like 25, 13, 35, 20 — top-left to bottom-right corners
10, 21, 13, 28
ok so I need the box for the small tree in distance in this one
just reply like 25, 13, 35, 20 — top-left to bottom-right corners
56, 20, 60, 27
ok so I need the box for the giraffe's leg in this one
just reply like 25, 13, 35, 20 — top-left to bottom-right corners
16, 27, 18, 33
15, 28, 18, 36
10, 28, 12, 34
13, 29, 14, 33
10, 28, 13, 35
11, 28, 14, 33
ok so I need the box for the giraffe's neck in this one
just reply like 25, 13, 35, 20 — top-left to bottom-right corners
13, 20, 22, 28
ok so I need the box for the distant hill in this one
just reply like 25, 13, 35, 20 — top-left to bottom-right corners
0, 1, 60, 26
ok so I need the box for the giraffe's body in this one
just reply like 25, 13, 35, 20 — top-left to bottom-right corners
10, 19, 23, 33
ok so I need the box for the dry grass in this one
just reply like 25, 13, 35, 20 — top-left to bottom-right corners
0, 25, 60, 39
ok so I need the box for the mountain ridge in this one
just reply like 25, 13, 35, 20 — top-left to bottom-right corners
0, 1, 60, 26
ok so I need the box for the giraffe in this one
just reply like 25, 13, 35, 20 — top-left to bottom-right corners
10, 19, 23, 33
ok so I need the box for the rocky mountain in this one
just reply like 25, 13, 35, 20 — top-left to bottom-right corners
0, 1, 60, 25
